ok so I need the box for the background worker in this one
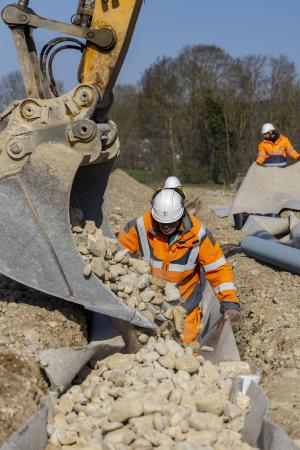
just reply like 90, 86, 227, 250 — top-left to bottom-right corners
152, 175, 185, 202
256, 123, 300, 167
118, 189, 240, 344
164, 175, 182, 189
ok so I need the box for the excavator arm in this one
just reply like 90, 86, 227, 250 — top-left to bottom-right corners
1, 0, 142, 102
0, 0, 154, 329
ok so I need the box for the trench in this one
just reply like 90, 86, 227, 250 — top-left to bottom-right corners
0, 174, 299, 449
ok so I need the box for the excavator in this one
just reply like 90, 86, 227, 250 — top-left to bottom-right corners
0, 0, 155, 330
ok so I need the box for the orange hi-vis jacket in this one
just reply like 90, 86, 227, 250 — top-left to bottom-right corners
118, 210, 239, 343
256, 134, 299, 167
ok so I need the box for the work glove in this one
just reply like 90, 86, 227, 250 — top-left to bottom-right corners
220, 301, 240, 322
164, 305, 187, 334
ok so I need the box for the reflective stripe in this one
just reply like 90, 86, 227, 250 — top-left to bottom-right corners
267, 150, 285, 155
203, 256, 227, 272
198, 224, 206, 241
151, 259, 163, 269
168, 246, 199, 272
264, 162, 287, 167
136, 216, 151, 263
258, 151, 266, 155
287, 146, 294, 151
214, 282, 235, 294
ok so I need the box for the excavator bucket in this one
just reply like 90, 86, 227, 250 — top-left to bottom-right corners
71, 158, 116, 238
0, 85, 155, 330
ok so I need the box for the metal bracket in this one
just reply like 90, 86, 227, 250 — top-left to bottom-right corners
64, 97, 80, 116
2, 4, 116, 51
40, 105, 50, 124
7, 139, 33, 160
66, 120, 97, 144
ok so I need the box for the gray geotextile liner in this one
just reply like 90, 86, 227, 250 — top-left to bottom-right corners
38, 335, 125, 389
0, 398, 48, 450
199, 317, 240, 363
241, 215, 290, 237
209, 204, 232, 218
242, 382, 299, 450
231, 162, 300, 215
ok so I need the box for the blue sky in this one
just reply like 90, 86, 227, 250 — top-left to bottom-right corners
0, 0, 300, 91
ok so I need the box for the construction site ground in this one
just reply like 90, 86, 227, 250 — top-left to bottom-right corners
0, 168, 300, 447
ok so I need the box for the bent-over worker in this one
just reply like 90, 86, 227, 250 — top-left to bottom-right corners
118, 189, 240, 344
256, 123, 300, 167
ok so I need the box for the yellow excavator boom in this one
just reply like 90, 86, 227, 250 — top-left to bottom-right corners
81, 0, 142, 98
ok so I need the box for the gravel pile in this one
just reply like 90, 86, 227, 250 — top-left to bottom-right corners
72, 216, 186, 342
105, 169, 153, 233
46, 337, 256, 450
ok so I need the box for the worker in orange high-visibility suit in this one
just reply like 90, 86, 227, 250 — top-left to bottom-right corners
118, 188, 240, 344
256, 123, 300, 167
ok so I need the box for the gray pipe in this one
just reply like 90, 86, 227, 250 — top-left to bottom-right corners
241, 236, 300, 274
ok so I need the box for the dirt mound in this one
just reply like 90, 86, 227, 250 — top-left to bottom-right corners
0, 350, 47, 444
106, 169, 153, 232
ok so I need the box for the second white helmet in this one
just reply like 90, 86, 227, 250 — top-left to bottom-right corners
164, 176, 182, 189
152, 189, 184, 223
261, 123, 275, 134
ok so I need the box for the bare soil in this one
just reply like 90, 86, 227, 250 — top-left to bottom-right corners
106, 168, 153, 233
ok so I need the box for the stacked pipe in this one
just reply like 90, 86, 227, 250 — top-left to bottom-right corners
240, 214, 300, 275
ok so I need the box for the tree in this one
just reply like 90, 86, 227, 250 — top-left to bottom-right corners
139, 57, 182, 177
111, 84, 142, 170
0, 71, 25, 112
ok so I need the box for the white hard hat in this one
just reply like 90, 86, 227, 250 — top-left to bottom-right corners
152, 189, 184, 224
164, 176, 182, 189
261, 123, 275, 134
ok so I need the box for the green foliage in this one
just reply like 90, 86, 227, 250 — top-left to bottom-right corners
126, 169, 154, 185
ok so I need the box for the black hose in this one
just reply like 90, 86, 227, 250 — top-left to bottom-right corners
40, 37, 85, 97
221, 244, 242, 258
48, 44, 84, 96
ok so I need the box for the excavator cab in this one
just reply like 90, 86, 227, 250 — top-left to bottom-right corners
0, 0, 154, 329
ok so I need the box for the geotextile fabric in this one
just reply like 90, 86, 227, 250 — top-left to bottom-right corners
231, 162, 300, 215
